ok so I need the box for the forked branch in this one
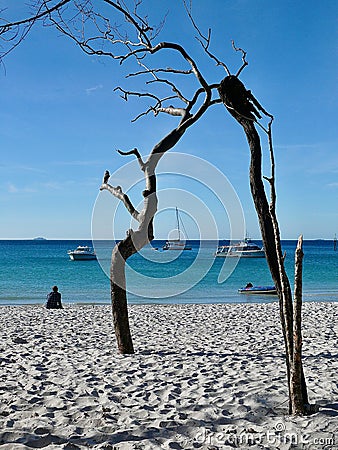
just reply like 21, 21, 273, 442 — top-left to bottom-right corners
117, 147, 146, 171
183, 0, 231, 75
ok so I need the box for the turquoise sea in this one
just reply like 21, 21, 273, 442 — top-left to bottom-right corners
0, 240, 337, 306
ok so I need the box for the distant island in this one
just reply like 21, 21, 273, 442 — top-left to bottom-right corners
33, 237, 47, 240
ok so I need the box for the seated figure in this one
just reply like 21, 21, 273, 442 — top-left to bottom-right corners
46, 285, 63, 309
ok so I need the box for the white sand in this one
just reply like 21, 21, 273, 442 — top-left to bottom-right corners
0, 302, 337, 449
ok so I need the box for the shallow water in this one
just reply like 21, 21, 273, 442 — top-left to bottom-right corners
0, 239, 337, 305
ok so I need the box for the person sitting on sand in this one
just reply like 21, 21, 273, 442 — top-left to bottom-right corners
46, 285, 63, 309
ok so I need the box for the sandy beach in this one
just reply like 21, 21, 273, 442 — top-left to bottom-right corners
0, 302, 337, 449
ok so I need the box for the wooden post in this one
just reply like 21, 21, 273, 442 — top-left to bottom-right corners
290, 235, 306, 415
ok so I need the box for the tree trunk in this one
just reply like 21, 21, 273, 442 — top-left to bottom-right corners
241, 119, 295, 405
218, 75, 309, 414
110, 238, 136, 354
110, 218, 154, 354
243, 119, 309, 413
106, 127, 187, 355
111, 280, 134, 354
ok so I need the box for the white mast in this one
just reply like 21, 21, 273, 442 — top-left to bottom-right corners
176, 207, 181, 241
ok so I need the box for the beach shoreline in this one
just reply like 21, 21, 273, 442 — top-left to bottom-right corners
0, 302, 337, 449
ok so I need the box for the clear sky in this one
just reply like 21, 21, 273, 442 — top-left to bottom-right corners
0, 0, 337, 240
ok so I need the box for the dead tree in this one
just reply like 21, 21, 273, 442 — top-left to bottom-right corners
1, 2, 216, 354
98, 111, 209, 354
218, 70, 309, 414
181, 18, 311, 414
1, 0, 311, 413
37, 1, 218, 354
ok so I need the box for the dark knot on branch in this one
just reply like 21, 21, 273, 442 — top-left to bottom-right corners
218, 75, 262, 122
142, 189, 151, 197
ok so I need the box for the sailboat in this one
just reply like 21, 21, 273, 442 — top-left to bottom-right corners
162, 207, 192, 251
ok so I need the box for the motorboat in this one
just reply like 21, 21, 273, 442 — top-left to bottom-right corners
238, 285, 277, 295
163, 207, 192, 251
215, 238, 265, 258
163, 240, 192, 251
68, 245, 97, 261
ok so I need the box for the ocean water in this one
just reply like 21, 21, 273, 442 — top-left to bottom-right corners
0, 239, 337, 306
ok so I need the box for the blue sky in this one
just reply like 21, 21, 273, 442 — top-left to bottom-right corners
0, 0, 337, 240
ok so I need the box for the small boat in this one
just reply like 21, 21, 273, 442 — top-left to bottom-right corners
238, 285, 277, 295
67, 245, 97, 261
215, 238, 265, 258
162, 240, 192, 251
163, 207, 192, 251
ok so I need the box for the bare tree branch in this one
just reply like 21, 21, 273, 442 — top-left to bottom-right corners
100, 180, 141, 222
126, 67, 193, 77
156, 106, 188, 117
113, 85, 178, 121
146, 77, 189, 104
0, 0, 71, 61
2, 0, 220, 135
233, 40, 248, 76
182, 0, 231, 75
117, 147, 146, 171
114, 86, 162, 104
0, 0, 70, 29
